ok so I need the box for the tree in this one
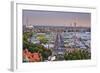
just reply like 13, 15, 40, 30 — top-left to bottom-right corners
37, 34, 48, 44
23, 32, 52, 61
64, 49, 91, 60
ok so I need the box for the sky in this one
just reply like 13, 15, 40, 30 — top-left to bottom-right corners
23, 10, 91, 27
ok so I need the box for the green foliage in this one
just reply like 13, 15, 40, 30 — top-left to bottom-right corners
26, 43, 52, 61
37, 34, 48, 44
23, 32, 52, 61
23, 32, 33, 39
23, 32, 32, 49
41, 49, 52, 60
64, 49, 91, 60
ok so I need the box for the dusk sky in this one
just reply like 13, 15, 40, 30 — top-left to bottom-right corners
23, 10, 91, 27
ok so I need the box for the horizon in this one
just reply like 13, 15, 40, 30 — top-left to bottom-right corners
23, 10, 91, 27
23, 24, 90, 28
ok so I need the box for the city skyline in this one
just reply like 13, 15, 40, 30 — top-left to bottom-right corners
23, 10, 91, 27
